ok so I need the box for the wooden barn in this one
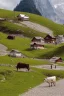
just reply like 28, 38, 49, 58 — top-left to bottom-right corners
8, 49, 23, 57
31, 37, 44, 43
50, 56, 62, 63
44, 35, 56, 44
31, 37, 44, 49
30, 42, 44, 49
17, 14, 29, 21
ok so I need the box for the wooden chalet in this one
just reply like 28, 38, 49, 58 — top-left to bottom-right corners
8, 49, 25, 58
30, 42, 44, 49
31, 37, 44, 43
17, 14, 29, 21
50, 56, 62, 63
44, 35, 56, 44
31, 37, 44, 49
8, 49, 21, 57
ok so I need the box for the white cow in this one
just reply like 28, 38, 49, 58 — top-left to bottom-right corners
44, 76, 56, 87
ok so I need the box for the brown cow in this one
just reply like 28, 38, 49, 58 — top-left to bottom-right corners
16, 62, 30, 71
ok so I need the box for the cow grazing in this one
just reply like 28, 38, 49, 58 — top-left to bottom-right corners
16, 62, 30, 71
44, 76, 56, 87
7, 35, 15, 40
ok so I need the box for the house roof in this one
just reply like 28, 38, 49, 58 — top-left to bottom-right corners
18, 14, 29, 19
34, 37, 43, 39
19, 14, 25, 17
32, 37, 44, 41
50, 56, 61, 62
44, 35, 52, 39
10, 49, 20, 53
44, 35, 55, 39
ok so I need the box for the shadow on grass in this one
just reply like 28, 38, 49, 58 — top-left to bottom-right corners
25, 48, 35, 51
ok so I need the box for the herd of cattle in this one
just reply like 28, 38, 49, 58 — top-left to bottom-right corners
7, 35, 57, 87
16, 62, 56, 87
6, 35, 57, 87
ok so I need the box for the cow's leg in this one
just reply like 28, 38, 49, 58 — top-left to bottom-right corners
28, 67, 30, 71
53, 82, 56, 86
49, 83, 51, 87
51, 82, 52, 87
17, 67, 18, 71
26, 67, 30, 71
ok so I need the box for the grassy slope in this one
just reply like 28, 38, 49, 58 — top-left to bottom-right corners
0, 9, 64, 36
41, 44, 64, 59
0, 66, 45, 96
0, 9, 64, 96
29, 13, 64, 35
0, 66, 64, 96
0, 21, 46, 38
0, 32, 58, 59
0, 32, 64, 59
0, 56, 50, 65
0, 9, 64, 58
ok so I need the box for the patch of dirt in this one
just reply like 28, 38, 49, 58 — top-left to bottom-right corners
32, 65, 64, 70
20, 21, 53, 36
0, 44, 9, 56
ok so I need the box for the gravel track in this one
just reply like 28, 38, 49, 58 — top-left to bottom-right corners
21, 79, 64, 96
15, 21, 53, 36
32, 65, 64, 70
20, 64, 64, 96
0, 44, 8, 56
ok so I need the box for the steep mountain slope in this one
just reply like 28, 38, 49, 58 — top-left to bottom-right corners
14, 0, 56, 21
14, 0, 41, 15
34, 0, 56, 20
14, 0, 64, 24
50, 0, 64, 24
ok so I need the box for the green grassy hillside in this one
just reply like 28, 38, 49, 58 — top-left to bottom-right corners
0, 9, 64, 36
0, 32, 57, 58
0, 66, 45, 96
0, 9, 64, 96
41, 44, 64, 59
0, 66, 64, 96
0, 32, 64, 59
0, 21, 46, 38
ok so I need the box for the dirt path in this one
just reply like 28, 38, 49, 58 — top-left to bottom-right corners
14, 21, 53, 36
21, 79, 64, 96
19, 64, 64, 96
0, 44, 8, 56
32, 65, 64, 70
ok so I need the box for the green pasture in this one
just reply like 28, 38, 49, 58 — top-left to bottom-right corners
0, 56, 50, 65
0, 21, 46, 38
0, 66, 45, 96
0, 32, 64, 59
0, 9, 64, 96
0, 66, 64, 96
0, 9, 64, 36
0, 32, 59, 59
